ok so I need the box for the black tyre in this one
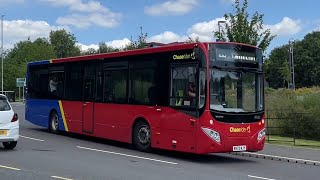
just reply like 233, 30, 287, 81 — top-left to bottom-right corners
3, 141, 17, 149
133, 121, 151, 152
49, 111, 59, 134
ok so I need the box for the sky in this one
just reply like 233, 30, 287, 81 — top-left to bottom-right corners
0, 0, 318, 55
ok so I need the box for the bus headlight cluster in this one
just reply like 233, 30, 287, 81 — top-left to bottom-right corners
257, 128, 266, 142
201, 127, 221, 143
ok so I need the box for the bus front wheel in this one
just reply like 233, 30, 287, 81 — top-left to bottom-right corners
49, 111, 59, 134
133, 121, 151, 152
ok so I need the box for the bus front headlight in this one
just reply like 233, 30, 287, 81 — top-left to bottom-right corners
202, 127, 221, 143
257, 128, 266, 142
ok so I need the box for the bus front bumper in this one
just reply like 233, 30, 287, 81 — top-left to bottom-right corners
196, 128, 265, 154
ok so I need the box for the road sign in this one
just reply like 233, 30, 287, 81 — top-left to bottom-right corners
16, 78, 26, 87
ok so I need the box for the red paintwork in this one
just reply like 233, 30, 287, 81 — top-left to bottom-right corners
55, 42, 264, 154
50, 41, 258, 64
61, 100, 199, 152
195, 110, 265, 154
83, 102, 94, 133
51, 43, 199, 64
61, 100, 264, 154
151, 107, 196, 153
61, 101, 82, 134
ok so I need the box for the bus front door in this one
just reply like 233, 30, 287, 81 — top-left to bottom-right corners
82, 64, 96, 134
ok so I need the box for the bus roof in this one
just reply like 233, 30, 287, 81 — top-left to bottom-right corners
28, 41, 260, 65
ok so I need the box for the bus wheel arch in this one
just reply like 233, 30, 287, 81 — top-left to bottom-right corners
49, 109, 59, 134
132, 118, 151, 152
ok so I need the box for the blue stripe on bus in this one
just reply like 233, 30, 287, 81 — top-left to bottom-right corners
28, 60, 50, 65
25, 99, 67, 131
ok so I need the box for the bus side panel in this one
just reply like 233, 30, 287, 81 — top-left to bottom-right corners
136, 107, 165, 149
94, 103, 118, 141
25, 99, 59, 128
124, 105, 161, 144
155, 107, 197, 153
60, 100, 83, 134
93, 103, 198, 153
94, 104, 161, 144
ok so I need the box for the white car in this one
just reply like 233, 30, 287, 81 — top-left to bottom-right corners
0, 94, 19, 149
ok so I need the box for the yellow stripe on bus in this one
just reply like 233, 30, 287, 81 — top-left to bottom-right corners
58, 100, 69, 132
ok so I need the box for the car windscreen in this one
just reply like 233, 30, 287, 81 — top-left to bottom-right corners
0, 96, 11, 111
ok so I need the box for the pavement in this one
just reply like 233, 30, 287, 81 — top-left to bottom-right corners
230, 140, 320, 166
261, 143, 320, 161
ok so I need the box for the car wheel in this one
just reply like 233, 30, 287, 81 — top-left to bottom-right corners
49, 111, 59, 134
3, 141, 17, 149
133, 121, 151, 152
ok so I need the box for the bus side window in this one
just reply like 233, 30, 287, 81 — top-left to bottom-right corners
28, 65, 49, 99
148, 83, 157, 105
175, 90, 183, 106
130, 68, 156, 105
49, 77, 58, 94
103, 72, 114, 103
170, 66, 197, 107
103, 70, 128, 104
49, 65, 65, 99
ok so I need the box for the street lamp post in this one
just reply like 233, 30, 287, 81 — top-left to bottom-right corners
217, 20, 226, 41
288, 38, 295, 90
1, 15, 4, 94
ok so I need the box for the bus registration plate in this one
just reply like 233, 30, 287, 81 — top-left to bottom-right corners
0, 130, 7, 136
233, 145, 246, 152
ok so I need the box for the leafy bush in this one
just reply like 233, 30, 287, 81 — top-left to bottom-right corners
265, 87, 320, 140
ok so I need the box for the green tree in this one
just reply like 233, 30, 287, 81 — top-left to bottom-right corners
265, 31, 320, 88
6, 38, 56, 64
49, 29, 81, 58
124, 27, 148, 50
3, 62, 21, 92
214, 0, 275, 51
264, 45, 290, 89
81, 42, 119, 55
185, 36, 200, 43
81, 48, 97, 55
98, 42, 119, 53
293, 32, 320, 87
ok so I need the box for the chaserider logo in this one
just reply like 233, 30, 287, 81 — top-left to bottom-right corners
230, 125, 251, 133
173, 52, 195, 60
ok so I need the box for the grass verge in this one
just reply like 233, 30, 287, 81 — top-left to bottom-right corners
265, 135, 320, 149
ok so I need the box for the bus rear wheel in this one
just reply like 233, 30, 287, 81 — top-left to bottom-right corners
49, 111, 59, 134
133, 121, 151, 152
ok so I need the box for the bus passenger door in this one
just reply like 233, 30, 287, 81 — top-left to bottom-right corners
157, 65, 198, 153
82, 64, 96, 134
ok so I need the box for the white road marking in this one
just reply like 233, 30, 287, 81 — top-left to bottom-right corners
51, 176, 73, 180
20, 135, 45, 142
77, 146, 178, 165
248, 175, 275, 180
242, 152, 320, 164
0, 164, 21, 171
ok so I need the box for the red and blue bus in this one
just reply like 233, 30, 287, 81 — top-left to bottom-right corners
25, 41, 265, 154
